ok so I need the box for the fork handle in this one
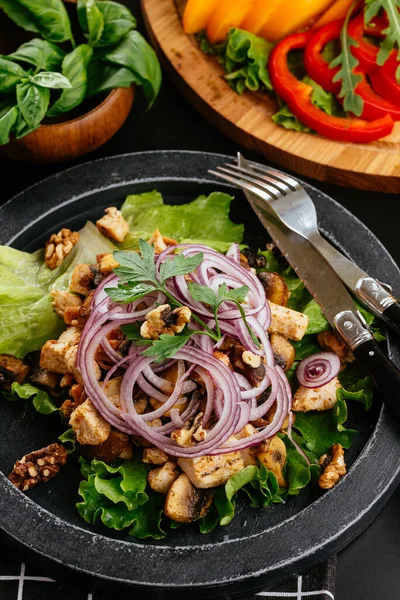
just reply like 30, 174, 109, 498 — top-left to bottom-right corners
353, 338, 400, 419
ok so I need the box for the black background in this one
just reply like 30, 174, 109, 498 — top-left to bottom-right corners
0, 1, 399, 598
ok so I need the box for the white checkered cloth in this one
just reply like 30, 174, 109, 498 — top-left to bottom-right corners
0, 556, 336, 599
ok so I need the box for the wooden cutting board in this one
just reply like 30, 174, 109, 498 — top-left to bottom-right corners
141, 0, 400, 193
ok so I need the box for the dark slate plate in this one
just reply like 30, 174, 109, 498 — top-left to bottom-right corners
0, 151, 400, 599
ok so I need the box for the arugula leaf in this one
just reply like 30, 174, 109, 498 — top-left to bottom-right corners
0, 58, 27, 92
16, 81, 50, 129
302, 298, 330, 335
330, 3, 364, 116
159, 252, 203, 282
0, 104, 18, 145
292, 335, 321, 361
103, 30, 161, 107
30, 71, 71, 89
6, 39, 65, 72
293, 404, 356, 456
365, 0, 400, 70
77, 0, 104, 47
337, 375, 374, 411
106, 282, 156, 304
141, 331, 193, 362
47, 44, 93, 117
3, 381, 58, 414
86, 61, 138, 97
1, 0, 74, 45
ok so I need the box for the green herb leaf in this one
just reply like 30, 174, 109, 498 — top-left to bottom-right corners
0, 0, 74, 44
223, 28, 273, 93
141, 331, 193, 362
58, 428, 76, 453
47, 44, 93, 117
30, 71, 72, 89
104, 30, 161, 107
3, 381, 58, 414
279, 434, 315, 495
159, 252, 203, 282
330, 4, 364, 116
365, 0, 400, 69
95, 0, 136, 46
6, 39, 65, 73
106, 282, 156, 304
113, 241, 157, 285
188, 282, 218, 307
86, 61, 138, 96
0, 104, 18, 145
128, 491, 167, 540
337, 374, 374, 410
217, 282, 249, 304
16, 81, 50, 129
302, 298, 330, 335
77, 0, 105, 47
0, 58, 27, 92
121, 323, 152, 345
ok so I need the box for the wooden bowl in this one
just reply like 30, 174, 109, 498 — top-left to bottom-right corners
0, 86, 135, 163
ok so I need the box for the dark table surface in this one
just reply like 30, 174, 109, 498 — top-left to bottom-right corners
0, 2, 400, 598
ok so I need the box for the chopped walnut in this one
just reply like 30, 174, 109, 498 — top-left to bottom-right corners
318, 443, 346, 490
96, 207, 129, 243
8, 443, 68, 492
140, 304, 191, 340
0, 355, 29, 391
69, 264, 95, 297
213, 351, 232, 370
242, 351, 261, 369
45, 229, 79, 270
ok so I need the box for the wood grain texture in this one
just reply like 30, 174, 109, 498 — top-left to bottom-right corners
0, 87, 135, 163
141, 0, 400, 193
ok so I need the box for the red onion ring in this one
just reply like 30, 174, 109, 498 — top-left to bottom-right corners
296, 352, 340, 388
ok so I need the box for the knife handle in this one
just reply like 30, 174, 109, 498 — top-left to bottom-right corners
382, 301, 400, 337
353, 338, 400, 419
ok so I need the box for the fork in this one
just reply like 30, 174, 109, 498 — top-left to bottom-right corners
208, 153, 400, 337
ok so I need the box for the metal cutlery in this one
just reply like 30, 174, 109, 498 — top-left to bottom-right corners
208, 153, 400, 418
209, 154, 400, 338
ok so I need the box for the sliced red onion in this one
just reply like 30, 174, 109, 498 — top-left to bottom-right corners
296, 352, 340, 388
287, 412, 310, 465
226, 242, 240, 263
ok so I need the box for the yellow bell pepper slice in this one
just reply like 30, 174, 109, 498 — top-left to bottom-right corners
261, 0, 335, 41
313, 0, 354, 28
183, 0, 221, 35
207, 0, 256, 44
240, 0, 283, 35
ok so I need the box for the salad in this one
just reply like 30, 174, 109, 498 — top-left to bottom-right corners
184, 0, 400, 142
1, 191, 376, 539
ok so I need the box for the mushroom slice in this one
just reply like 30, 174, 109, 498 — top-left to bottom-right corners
258, 435, 287, 488
164, 474, 214, 523
270, 333, 295, 372
258, 272, 289, 306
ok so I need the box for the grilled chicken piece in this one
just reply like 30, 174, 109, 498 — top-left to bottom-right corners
258, 272, 289, 306
317, 331, 355, 366
69, 399, 111, 445
69, 264, 95, 297
39, 326, 81, 374
236, 424, 259, 466
270, 333, 295, 372
164, 474, 214, 523
268, 301, 309, 341
0, 355, 29, 391
97, 253, 119, 276
178, 451, 244, 489
50, 290, 82, 319
96, 207, 129, 243
148, 461, 181, 494
143, 448, 170, 465
292, 377, 342, 412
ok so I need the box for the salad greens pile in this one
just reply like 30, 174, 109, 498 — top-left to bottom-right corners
0, 190, 380, 539
0, 0, 162, 145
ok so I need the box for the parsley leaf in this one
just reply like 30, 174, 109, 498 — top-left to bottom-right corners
113, 239, 157, 284
141, 330, 193, 362
121, 323, 152, 346
188, 281, 218, 306
106, 282, 156, 304
159, 252, 203, 282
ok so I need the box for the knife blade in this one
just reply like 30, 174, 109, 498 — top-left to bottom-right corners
237, 153, 400, 418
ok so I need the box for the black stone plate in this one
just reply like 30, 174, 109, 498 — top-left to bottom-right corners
0, 151, 400, 599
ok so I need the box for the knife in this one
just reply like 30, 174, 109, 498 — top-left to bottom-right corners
238, 153, 400, 418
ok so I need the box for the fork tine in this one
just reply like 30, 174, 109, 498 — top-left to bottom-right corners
236, 158, 300, 191
222, 163, 292, 195
207, 169, 277, 207
215, 165, 281, 200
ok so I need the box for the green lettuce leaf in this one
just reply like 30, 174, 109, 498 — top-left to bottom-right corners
223, 28, 273, 93
58, 428, 76, 453
3, 381, 58, 414
0, 222, 115, 358
120, 190, 244, 252
279, 434, 320, 495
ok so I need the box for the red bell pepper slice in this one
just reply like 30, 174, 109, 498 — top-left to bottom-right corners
269, 31, 394, 142
304, 19, 342, 95
370, 50, 400, 106
347, 12, 386, 74
355, 68, 400, 120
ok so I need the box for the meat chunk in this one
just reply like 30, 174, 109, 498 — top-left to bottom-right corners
164, 474, 214, 523
143, 448, 170, 465
148, 461, 181, 494
69, 399, 111, 445
0, 355, 29, 391
236, 424, 259, 467
8, 443, 67, 492
64, 290, 95, 327
178, 451, 244, 489
96, 207, 129, 243
292, 377, 342, 412
268, 301, 309, 341
50, 290, 82, 319
80, 430, 133, 462
40, 326, 81, 374
148, 228, 177, 254
60, 383, 86, 419
69, 264, 94, 297
317, 331, 355, 365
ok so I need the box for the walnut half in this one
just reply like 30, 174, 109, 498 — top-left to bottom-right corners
140, 304, 191, 340
318, 443, 346, 490
45, 228, 79, 270
8, 443, 68, 492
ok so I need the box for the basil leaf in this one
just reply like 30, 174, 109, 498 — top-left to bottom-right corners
17, 81, 50, 129
0, 58, 27, 92
0, 0, 40, 33
0, 104, 18, 145
7, 39, 65, 72
30, 71, 72, 89
13, 111, 38, 139
9, 0, 74, 44
77, 0, 104, 46
86, 61, 138, 96
96, 1, 136, 46
104, 30, 161, 107
47, 44, 93, 117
